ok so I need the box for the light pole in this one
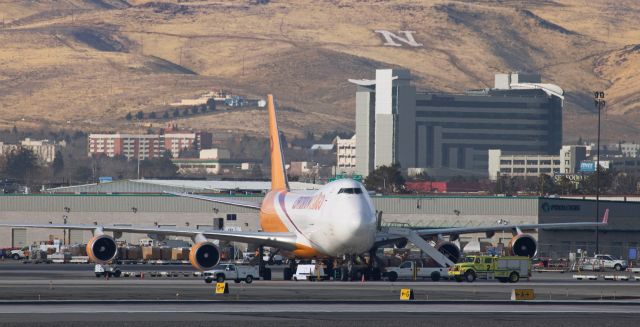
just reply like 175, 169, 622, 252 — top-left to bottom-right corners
594, 91, 606, 255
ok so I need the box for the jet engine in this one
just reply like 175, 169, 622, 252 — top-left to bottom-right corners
189, 242, 221, 271
435, 241, 461, 263
86, 235, 118, 264
508, 234, 537, 258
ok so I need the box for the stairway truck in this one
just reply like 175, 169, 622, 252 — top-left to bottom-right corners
449, 256, 531, 283
383, 260, 448, 282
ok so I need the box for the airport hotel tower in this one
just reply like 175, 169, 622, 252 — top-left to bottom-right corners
349, 70, 564, 178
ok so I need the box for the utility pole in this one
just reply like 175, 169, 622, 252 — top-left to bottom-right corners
594, 91, 606, 255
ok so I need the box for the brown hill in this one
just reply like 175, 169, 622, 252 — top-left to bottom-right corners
0, 0, 638, 142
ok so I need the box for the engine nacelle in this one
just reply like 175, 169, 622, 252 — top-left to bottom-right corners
436, 241, 461, 263
86, 235, 117, 264
189, 242, 221, 271
508, 234, 537, 258
394, 238, 408, 249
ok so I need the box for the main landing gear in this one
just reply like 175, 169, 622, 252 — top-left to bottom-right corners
258, 246, 272, 280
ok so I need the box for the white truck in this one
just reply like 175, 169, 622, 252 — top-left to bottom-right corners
204, 263, 259, 284
9, 248, 28, 260
292, 264, 329, 281
594, 254, 628, 271
383, 261, 448, 281
94, 264, 122, 278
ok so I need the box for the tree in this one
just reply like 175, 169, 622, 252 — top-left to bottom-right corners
191, 106, 199, 114
557, 176, 574, 195
537, 174, 557, 195
11, 125, 18, 134
173, 108, 180, 118
163, 111, 170, 119
612, 172, 639, 194
135, 111, 144, 120
200, 104, 207, 113
140, 154, 178, 178
4, 148, 38, 182
52, 150, 64, 175
125, 112, 133, 121
364, 164, 405, 194
206, 98, 216, 111
149, 112, 157, 119
72, 166, 92, 183
182, 108, 190, 116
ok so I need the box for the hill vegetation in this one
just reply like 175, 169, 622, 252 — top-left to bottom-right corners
0, 0, 639, 142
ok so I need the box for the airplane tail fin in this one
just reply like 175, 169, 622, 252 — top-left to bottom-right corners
602, 208, 609, 224
267, 95, 289, 191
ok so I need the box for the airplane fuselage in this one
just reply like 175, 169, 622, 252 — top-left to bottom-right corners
260, 179, 377, 258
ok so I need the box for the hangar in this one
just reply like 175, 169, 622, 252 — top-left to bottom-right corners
2, 180, 638, 259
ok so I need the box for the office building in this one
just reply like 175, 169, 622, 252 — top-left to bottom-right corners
488, 145, 587, 180
349, 70, 564, 177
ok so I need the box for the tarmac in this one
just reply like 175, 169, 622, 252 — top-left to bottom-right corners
1, 262, 639, 326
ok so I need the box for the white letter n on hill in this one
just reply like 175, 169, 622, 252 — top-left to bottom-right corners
374, 30, 423, 47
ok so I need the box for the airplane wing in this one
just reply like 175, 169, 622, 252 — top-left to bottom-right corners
376, 209, 609, 244
415, 208, 609, 236
0, 223, 297, 250
164, 192, 262, 210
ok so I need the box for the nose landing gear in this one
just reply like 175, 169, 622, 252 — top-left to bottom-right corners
338, 249, 382, 281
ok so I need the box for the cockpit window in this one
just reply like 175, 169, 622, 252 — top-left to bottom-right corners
338, 188, 362, 194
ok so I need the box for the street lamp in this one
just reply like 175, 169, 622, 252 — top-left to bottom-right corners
496, 219, 509, 250
594, 91, 606, 255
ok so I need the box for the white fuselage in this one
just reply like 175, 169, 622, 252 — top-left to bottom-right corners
269, 179, 377, 257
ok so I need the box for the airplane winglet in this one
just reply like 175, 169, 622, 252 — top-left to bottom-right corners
602, 208, 609, 224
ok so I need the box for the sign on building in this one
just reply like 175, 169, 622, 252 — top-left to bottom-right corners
579, 161, 596, 173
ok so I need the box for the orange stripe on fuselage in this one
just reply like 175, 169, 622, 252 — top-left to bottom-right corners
293, 243, 324, 258
259, 190, 289, 232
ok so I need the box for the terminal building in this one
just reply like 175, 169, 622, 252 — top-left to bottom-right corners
1, 179, 639, 259
349, 70, 564, 178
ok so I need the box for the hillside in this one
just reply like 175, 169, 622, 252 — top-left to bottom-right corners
0, 0, 639, 142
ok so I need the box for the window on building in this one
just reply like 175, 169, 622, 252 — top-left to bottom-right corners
500, 168, 512, 173
540, 160, 552, 165
540, 168, 551, 173
500, 160, 512, 165
565, 168, 570, 173
513, 168, 525, 173
527, 168, 538, 173
226, 214, 237, 221
527, 160, 538, 165
553, 168, 560, 173
565, 160, 570, 165
513, 160, 525, 165
553, 160, 561, 165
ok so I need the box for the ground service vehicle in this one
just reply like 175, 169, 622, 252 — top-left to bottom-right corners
383, 261, 448, 281
449, 256, 531, 283
8, 247, 28, 260
292, 264, 329, 281
204, 264, 259, 284
594, 254, 627, 271
94, 264, 121, 278
0, 95, 608, 281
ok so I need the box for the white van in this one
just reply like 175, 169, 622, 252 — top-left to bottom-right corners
293, 264, 329, 281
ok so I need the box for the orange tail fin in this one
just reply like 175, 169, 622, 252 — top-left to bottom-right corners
267, 95, 289, 191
